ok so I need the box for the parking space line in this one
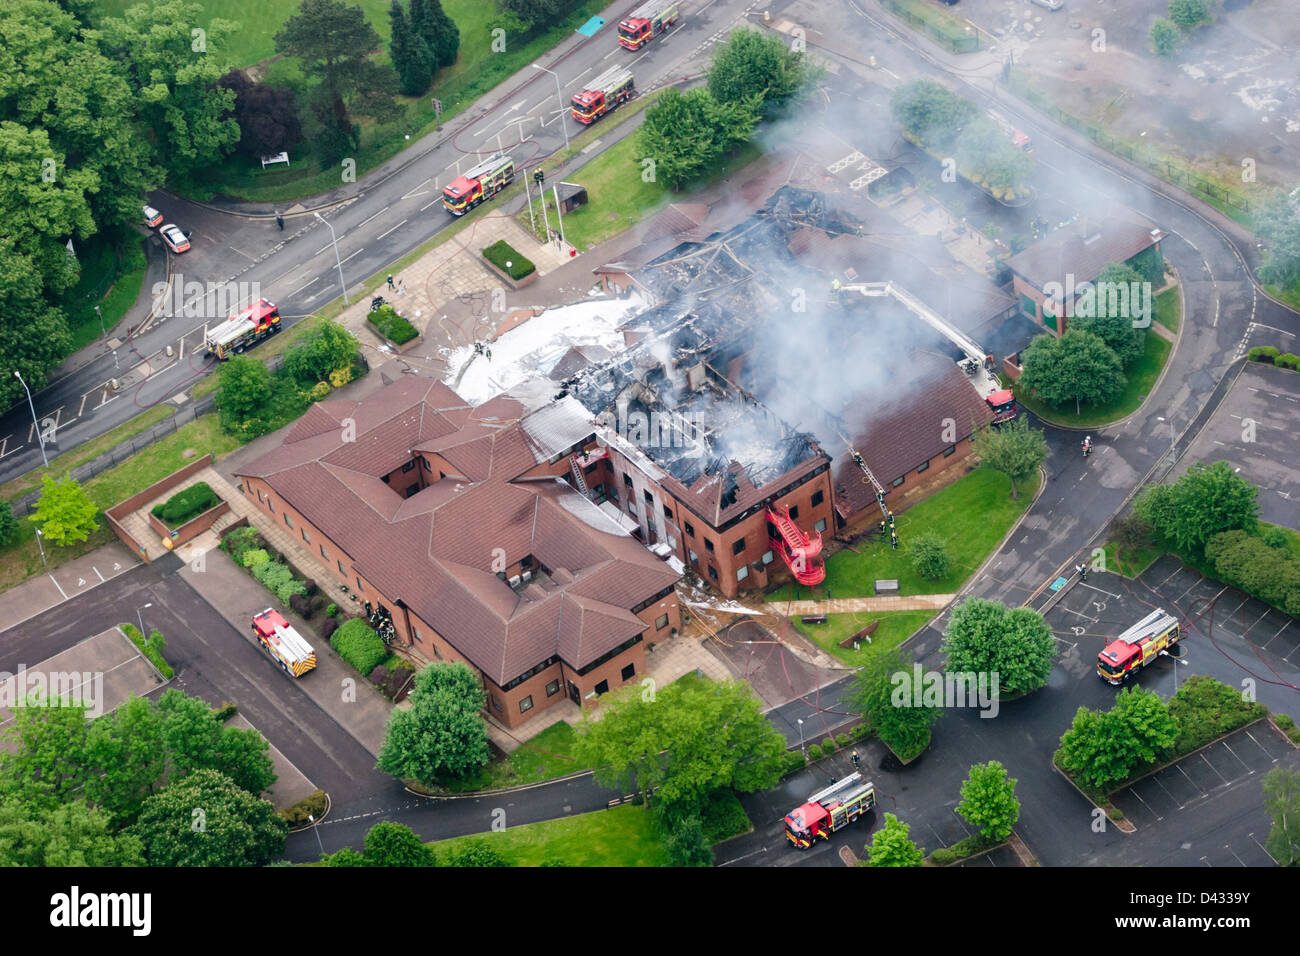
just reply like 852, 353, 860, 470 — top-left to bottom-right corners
1225, 845, 1247, 867
48, 574, 68, 600
93, 566, 105, 582
1174, 763, 1206, 801
1126, 787, 1161, 822
1078, 582, 1121, 600
1218, 739, 1254, 779
0, 436, 10, 460
1199, 750, 1230, 786
1147, 772, 1179, 807
1260, 619, 1292, 650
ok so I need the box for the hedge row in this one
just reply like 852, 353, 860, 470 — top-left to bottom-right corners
367, 305, 419, 346
482, 240, 535, 280
279, 789, 328, 828
151, 481, 220, 527
331, 619, 387, 677
1205, 529, 1300, 618
1247, 345, 1300, 369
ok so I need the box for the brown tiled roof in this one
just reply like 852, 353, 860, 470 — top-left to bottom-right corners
235, 375, 679, 684
1007, 215, 1160, 293
834, 352, 994, 520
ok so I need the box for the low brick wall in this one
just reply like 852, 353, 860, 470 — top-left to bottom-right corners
105, 454, 215, 561
481, 256, 538, 290
148, 499, 230, 549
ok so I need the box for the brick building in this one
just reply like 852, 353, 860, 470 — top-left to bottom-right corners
234, 376, 680, 728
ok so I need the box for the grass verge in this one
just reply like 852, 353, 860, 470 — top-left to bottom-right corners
770, 467, 1041, 601
1014, 332, 1171, 428
791, 610, 936, 667
1100, 542, 1161, 579
1154, 287, 1179, 333
434, 722, 590, 793
428, 803, 670, 866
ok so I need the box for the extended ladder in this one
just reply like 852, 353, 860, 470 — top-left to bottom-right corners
842, 436, 898, 545
570, 454, 590, 496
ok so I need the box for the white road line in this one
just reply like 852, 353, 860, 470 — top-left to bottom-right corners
356, 208, 387, 229
339, 248, 366, 266
227, 246, 258, 262
376, 219, 407, 240
93, 566, 105, 582
288, 276, 320, 297
573, 66, 594, 83
78, 394, 88, 417
421, 197, 444, 211
602, 48, 618, 59
401, 178, 432, 199
49, 574, 68, 600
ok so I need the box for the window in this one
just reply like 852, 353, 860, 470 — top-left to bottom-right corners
594, 679, 609, 695
546, 679, 560, 697
405, 483, 419, 498
732, 537, 746, 556
402, 460, 416, 473
811, 489, 824, 507
267, 498, 274, 512
891, 476, 905, 488
789, 505, 799, 520
688, 550, 698, 564
737, 565, 749, 582
519, 695, 533, 714
301, 528, 310, 543
708, 566, 718, 581
338, 560, 346, 575
664, 505, 673, 519
432, 644, 442, 660
491, 695, 503, 712
705, 538, 715, 553
284, 512, 293, 528
356, 577, 364, 592
685, 521, 695, 537
814, 518, 827, 533
412, 626, 422, 642
655, 613, 669, 630
627, 498, 637, 514
944, 445, 957, 457
256, 488, 264, 502
917, 460, 930, 473
643, 489, 653, 504
762, 550, 774, 565
623, 473, 634, 488
320, 544, 329, 559
621, 663, 635, 681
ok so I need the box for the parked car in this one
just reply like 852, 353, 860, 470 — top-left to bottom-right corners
143, 205, 164, 228
159, 223, 191, 254
1030, 0, 1063, 9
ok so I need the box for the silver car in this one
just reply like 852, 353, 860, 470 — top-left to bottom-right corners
1031, 0, 1064, 9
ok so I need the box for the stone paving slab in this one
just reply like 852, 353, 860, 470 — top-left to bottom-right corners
765, 594, 955, 616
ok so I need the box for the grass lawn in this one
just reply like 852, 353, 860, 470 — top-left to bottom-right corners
1014, 332, 1171, 428
769, 467, 1041, 601
1264, 284, 1300, 313
883, 0, 972, 45
792, 609, 937, 666
82, 414, 241, 511
429, 803, 670, 866
0, 521, 114, 595
1154, 287, 1179, 333
436, 722, 590, 793
59, 232, 148, 354
1101, 541, 1161, 579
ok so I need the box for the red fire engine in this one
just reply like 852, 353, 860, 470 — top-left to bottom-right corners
767, 503, 825, 586
986, 387, 1017, 425
617, 0, 680, 50
442, 154, 516, 216
785, 773, 876, 849
1097, 608, 1181, 685
251, 608, 318, 678
571, 67, 635, 125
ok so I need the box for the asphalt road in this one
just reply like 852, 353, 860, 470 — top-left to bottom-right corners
0, 0, 769, 484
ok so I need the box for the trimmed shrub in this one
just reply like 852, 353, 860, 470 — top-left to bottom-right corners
241, 548, 270, 568
370, 664, 389, 686
252, 560, 291, 591
212, 701, 238, 722
929, 848, 956, 866
701, 789, 752, 843
326, 603, 339, 617
1108, 808, 1124, 821
279, 789, 329, 828
302, 579, 319, 597
1277, 353, 1300, 371
275, 578, 308, 605
481, 240, 535, 280
807, 744, 824, 762
320, 617, 341, 641
151, 482, 221, 527
851, 722, 872, 740
1275, 714, 1300, 744
331, 619, 388, 676
1248, 345, 1279, 363
308, 381, 331, 401
289, 593, 312, 618
836, 733, 851, 748
329, 366, 354, 388
367, 305, 419, 346
821, 737, 836, 753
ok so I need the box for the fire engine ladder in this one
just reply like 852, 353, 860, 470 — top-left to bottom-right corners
840, 435, 892, 527
839, 282, 990, 370
569, 454, 590, 496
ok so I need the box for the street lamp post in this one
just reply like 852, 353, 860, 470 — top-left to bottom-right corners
34, 528, 46, 567
797, 717, 805, 754
531, 64, 571, 155
308, 814, 325, 857
13, 371, 48, 468
95, 304, 106, 339
137, 602, 153, 638
313, 212, 350, 306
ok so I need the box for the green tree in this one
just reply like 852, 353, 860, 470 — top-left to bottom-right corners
1167, 0, 1209, 29
890, 79, 975, 150
1150, 17, 1180, 56
444, 839, 508, 866
955, 116, 1036, 202
0, 242, 75, 409
575, 678, 787, 812
389, 0, 434, 96
274, 0, 402, 157
321, 846, 369, 866
865, 812, 923, 866
130, 769, 287, 866
84, 695, 166, 826
909, 533, 949, 581
1072, 273, 1148, 370
157, 688, 222, 779
96, 1, 241, 174
707, 28, 808, 115
416, 0, 459, 70
956, 761, 1020, 842
1253, 189, 1300, 289
970, 416, 1048, 500
0, 501, 20, 548
282, 319, 358, 385
848, 648, 939, 761
941, 598, 1054, 697
364, 821, 435, 865
1135, 461, 1260, 555
377, 661, 490, 784
29, 475, 99, 547
1108, 512, 1153, 565
0, 701, 93, 811
1018, 328, 1126, 414
215, 354, 273, 437
1057, 687, 1177, 792
0, 798, 143, 867
636, 87, 760, 191
662, 813, 713, 867
213, 725, 277, 796
1262, 767, 1300, 867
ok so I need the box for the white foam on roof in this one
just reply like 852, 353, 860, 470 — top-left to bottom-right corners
447, 292, 647, 405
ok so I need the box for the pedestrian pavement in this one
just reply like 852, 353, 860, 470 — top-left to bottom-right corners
764, 594, 956, 616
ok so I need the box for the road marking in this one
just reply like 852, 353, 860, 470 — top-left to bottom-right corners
49, 574, 68, 600
288, 276, 320, 297
339, 248, 366, 266
421, 197, 444, 211
96, 389, 118, 409
356, 208, 387, 229
602, 48, 618, 59
376, 219, 407, 240
227, 246, 258, 262
93, 566, 105, 582
78, 393, 89, 418
573, 66, 594, 83
401, 178, 432, 199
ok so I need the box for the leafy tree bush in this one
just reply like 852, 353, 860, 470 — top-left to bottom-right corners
1151, 17, 1180, 56
0, 798, 143, 866
1017, 328, 1126, 414
378, 662, 490, 783
129, 769, 287, 866
1167, 675, 1266, 753
0, 501, 20, 548
364, 820, 435, 866
217, 69, 305, 158
707, 28, 810, 115
215, 355, 273, 438
1248, 345, 1280, 363
1263, 767, 1300, 866
806, 743, 823, 762
1205, 529, 1300, 616
890, 79, 975, 150
662, 813, 714, 867
1109, 513, 1153, 565
941, 598, 1054, 697
1057, 687, 1177, 793
151, 482, 220, 527
242, 548, 270, 568
444, 839, 508, 867
1167, 0, 1209, 29
1136, 462, 1260, 556
956, 761, 1020, 842
909, 533, 950, 580
635, 86, 760, 191
849, 648, 939, 761
865, 813, 923, 866
29, 475, 98, 546
331, 619, 388, 676
929, 847, 956, 866
970, 417, 1048, 500
282, 320, 358, 385
389, 0, 435, 96
821, 737, 836, 753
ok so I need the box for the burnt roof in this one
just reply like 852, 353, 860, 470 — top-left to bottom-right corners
236, 376, 679, 684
